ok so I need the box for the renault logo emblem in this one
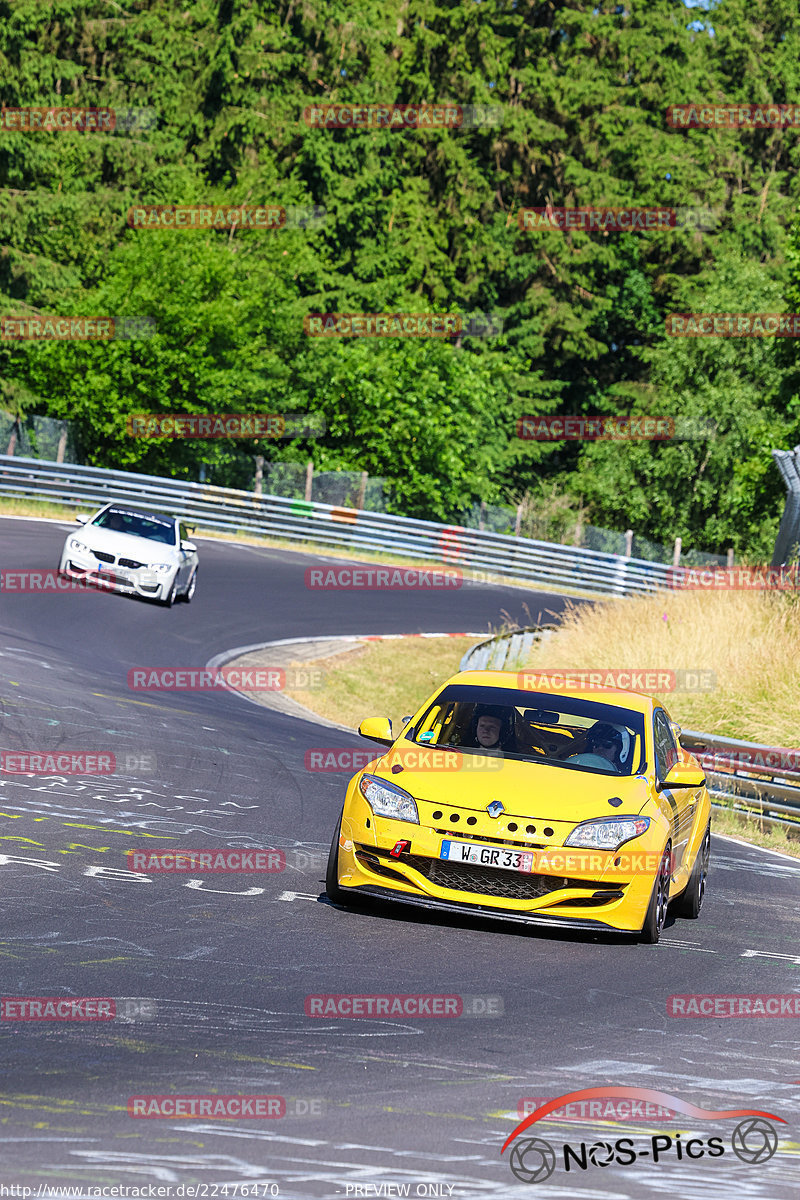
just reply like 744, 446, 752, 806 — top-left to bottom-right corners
487, 800, 504, 818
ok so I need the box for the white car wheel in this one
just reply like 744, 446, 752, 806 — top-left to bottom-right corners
182, 568, 197, 603
161, 576, 178, 607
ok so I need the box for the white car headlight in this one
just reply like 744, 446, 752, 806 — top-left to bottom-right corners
564, 816, 650, 851
69, 538, 89, 553
358, 774, 419, 823
148, 562, 173, 573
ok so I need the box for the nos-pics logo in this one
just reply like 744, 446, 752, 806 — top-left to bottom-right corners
502, 1087, 784, 1183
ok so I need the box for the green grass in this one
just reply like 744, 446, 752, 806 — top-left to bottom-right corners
711, 806, 799, 858
524, 588, 800, 745
284, 637, 478, 731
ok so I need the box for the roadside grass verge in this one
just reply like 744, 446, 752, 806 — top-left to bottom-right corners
284, 637, 478, 732
524, 589, 800, 746
711, 807, 799, 857
0, 496, 78, 521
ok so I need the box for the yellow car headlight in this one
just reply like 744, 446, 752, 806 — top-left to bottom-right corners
358, 774, 419, 824
565, 816, 650, 851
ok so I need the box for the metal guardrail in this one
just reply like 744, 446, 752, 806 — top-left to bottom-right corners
460, 629, 799, 832
679, 729, 800, 833
0, 454, 676, 597
460, 627, 557, 671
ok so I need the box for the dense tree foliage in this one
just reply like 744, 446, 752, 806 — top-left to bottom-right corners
1, 0, 800, 551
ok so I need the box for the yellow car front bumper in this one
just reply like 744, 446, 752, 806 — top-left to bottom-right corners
335, 790, 678, 934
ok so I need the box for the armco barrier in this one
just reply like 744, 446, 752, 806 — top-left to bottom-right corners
459, 626, 557, 670
461, 630, 800, 832
680, 729, 800, 833
0, 455, 673, 597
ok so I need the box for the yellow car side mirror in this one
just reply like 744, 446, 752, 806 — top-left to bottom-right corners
358, 717, 394, 747
660, 762, 706, 791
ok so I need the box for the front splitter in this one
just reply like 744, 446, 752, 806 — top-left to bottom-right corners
338, 882, 636, 936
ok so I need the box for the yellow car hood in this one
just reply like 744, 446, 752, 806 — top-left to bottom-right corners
370, 749, 651, 821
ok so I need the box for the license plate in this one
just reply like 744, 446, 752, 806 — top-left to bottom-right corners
440, 839, 535, 873
97, 566, 125, 584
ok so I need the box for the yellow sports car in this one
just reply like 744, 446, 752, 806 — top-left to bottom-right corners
325, 671, 711, 943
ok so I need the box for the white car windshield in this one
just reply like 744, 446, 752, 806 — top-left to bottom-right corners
408, 685, 646, 776
92, 507, 176, 545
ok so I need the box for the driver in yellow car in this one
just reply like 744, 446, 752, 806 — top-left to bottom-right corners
566, 722, 623, 772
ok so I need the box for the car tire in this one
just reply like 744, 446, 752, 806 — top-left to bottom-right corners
639, 842, 672, 944
673, 823, 710, 920
161, 576, 177, 608
181, 568, 197, 603
325, 810, 348, 906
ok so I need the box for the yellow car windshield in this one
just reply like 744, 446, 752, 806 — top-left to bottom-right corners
409, 685, 645, 776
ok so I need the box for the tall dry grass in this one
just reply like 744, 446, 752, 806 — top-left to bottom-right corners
525, 590, 800, 745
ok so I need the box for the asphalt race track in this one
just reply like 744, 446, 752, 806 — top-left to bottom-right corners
0, 516, 798, 1199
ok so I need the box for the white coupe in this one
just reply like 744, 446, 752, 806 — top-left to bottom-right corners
58, 503, 199, 606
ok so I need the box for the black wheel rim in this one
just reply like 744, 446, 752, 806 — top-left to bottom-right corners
655, 850, 670, 934
697, 829, 710, 909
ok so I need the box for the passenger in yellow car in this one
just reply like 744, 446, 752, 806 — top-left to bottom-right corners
467, 704, 514, 755
476, 713, 502, 748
